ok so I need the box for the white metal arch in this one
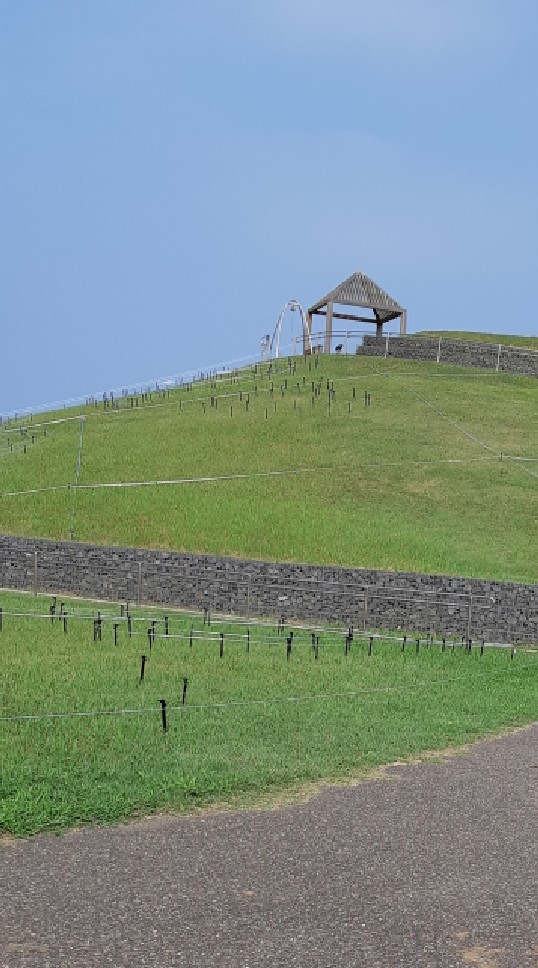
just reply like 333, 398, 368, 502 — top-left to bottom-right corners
270, 300, 308, 359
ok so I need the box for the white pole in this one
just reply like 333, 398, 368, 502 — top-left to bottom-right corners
69, 415, 85, 541
274, 309, 285, 359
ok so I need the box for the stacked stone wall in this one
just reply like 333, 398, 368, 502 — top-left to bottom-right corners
1, 535, 536, 642
361, 335, 538, 377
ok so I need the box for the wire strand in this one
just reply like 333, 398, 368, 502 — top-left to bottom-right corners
2, 661, 534, 723
0, 455, 508, 500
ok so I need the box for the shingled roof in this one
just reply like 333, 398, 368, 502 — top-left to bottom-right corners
309, 271, 403, 322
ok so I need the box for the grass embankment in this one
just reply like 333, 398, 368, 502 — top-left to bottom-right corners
1, 590, 537, 837
416, 330, 538, 350
0, 354, 537, 582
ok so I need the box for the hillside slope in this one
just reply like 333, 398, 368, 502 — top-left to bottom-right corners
0, 354, 536, 582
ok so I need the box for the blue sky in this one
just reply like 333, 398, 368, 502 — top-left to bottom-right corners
1, 1, 537, 413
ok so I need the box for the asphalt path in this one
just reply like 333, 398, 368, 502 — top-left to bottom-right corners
2, 725, 537, 968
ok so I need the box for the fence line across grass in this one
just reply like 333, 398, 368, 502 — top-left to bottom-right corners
2, 658, 536, 725
401, 382, 538, 482
2, 350, 531, 442
0, 456, 508, 501
127, 629, 520, 653
0, 603, 366, 636
0, 346, 293, 425
0, 603, 518, 651
3, 331, 535, 428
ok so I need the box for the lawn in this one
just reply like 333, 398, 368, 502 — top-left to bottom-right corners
416, 330, 538, 350
1, 589, 537, 837
0, 354, 536, 582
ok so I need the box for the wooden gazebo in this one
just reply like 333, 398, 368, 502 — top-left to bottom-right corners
306, 271, 407, 353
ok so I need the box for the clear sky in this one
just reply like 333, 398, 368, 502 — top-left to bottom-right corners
1, 1, 537, 413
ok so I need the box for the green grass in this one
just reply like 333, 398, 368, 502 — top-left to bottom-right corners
0, 354, 537, 582
1, 590, 537, 837
416, 330, 538, 349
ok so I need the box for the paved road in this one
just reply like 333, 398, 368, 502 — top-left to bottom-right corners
2, 726, 537, 968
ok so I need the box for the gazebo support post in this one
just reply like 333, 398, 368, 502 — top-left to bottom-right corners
304, 312, 313, 353
324, 301, 334, 354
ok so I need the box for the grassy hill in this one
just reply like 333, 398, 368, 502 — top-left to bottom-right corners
0, 353, 537, 583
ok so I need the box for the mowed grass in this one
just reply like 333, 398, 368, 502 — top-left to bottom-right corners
416, 330, 538, 349
1, 590, 537, 837
0, 354, 537, 582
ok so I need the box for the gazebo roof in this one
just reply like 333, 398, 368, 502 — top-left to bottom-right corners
309, 271, 403, 322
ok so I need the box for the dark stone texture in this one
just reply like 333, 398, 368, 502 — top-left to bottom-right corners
360, 334, 538, 377
1, 535, 536, 642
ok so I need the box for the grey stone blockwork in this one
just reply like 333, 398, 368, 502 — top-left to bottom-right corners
0, 535, 536, 642
361, 335, 538, 377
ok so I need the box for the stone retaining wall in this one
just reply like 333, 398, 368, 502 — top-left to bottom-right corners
1, 535, 536, 642
361, 335, 538, 377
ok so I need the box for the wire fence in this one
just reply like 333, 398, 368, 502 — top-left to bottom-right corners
0, 612, 538, 730
0, 456, 509, 500
0, 342, 307, 426
2, 585, 535, 733
0, 602, 519, 651
2, 331, 536, 439
2, 659, 534, 725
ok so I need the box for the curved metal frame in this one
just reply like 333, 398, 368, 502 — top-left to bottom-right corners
270, 300, 308, 359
